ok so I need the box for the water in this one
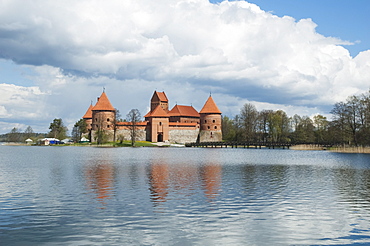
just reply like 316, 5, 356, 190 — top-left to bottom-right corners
1, 146, 370, 245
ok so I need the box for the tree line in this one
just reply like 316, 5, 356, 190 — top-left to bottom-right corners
222, 90, 370, 146
1, 126, 47, 143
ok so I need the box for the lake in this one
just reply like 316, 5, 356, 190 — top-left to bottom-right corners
1, 145, 370, 245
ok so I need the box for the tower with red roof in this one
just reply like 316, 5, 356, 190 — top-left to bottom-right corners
91, 91, 116, 131
199, 95, 222, 142
144, 91, 170, 142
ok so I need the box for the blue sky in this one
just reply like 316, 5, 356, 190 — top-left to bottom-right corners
0, 0, 369, 134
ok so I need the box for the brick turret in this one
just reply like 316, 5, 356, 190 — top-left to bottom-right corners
199, 96, 222, 142
91, 91, 116, 131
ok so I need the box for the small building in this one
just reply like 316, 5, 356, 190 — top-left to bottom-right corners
80, 137, 90, 142
25, 138, 33, 145
39, 138, 60, 145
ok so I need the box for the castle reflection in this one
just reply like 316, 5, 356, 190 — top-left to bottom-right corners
84, 161, 114, 205
201, 164, 222, 201
148, 162, 169, 203
148, 160, 222, 205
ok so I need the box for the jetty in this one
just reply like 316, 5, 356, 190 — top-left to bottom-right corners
185, 141, 292, 149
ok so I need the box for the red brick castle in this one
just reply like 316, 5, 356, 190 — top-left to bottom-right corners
82, 91, 222, 143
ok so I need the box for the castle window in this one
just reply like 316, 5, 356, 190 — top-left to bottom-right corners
213, 120, 215, 123
159, 122, 162, 126
107, 118, 110, 122
107, 125, 110, 128
207, 126, 210, 129
205, 120, 207, 123
214, 126, 217, 129
95, 118, 97, 121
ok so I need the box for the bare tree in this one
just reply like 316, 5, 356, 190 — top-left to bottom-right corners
240, 103, 258, 141
113, 108, 122, 143
126, 109, 141, 146
7, 127, 21, 142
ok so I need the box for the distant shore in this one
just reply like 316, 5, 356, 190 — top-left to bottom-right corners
291, 144, 370, 154
2, 142, 370, 153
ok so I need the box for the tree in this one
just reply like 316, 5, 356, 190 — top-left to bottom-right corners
313, 114, 329, 144
126, 109, 141, 146
221, 115, 235, 141
24, 126, 35, 140
7, 127, 21, 142
72, 119, 87, 142
268, 110, 290, 143
113, 108, 122, 143
331, 96, 363, 146
48, 118, 67, 140
257, 110, 273, 143
294, 116, 315, 143
240, 103, 258, 141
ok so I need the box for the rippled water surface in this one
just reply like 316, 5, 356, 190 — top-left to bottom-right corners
1, 146, 370, 245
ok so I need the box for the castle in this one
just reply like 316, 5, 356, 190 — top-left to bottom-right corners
82, 91, 222, 143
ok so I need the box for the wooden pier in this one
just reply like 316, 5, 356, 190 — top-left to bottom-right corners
185, 141, 292, 149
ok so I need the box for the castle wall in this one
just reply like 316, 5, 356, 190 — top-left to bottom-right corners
199, 130, 222, 142
169, 116, 200, 124
91, 129, 146, 142
116, 129, 146, 142
169, 129, 199, 144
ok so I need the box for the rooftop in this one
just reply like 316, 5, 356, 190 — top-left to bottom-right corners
82, 104, 93, 119
92, 92, 115, 111
144, 105, 170, 118
199, 96, 222, 114
169, 105, 200, 117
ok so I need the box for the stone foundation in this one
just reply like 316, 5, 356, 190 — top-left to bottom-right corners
199, 130, 222, 142
169, 129, 199, 144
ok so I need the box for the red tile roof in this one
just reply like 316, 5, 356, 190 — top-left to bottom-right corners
144, 105, 169, 118
155, 91, 168, 102
92, 92, 115, 111
82, 104, 93, 119
169, 105, 200, 117
199, 96, 222, 114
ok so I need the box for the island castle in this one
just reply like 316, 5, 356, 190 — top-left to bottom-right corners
82, 91, 222, 143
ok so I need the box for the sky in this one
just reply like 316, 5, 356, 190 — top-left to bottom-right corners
0, 0, 369, 134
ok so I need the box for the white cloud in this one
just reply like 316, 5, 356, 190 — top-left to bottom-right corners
0, 0, 369, 133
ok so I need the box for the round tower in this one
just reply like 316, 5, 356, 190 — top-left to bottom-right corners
199, 96, 222, 142
91, 91, 116, 131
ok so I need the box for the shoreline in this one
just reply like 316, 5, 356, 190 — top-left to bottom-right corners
3, 142, 370, 153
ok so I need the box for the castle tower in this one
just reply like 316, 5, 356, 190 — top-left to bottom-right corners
150, 91, 169, 112
91, 91, 116, 131
82, 103, 93, 130
144, 105, 170, 142
199, 96, 222, 142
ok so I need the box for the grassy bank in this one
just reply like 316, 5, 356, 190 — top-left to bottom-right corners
290, 144, 327, 151
328, 146, 370, 154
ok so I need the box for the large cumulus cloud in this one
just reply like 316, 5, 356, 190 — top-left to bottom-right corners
0, 0, 369, 132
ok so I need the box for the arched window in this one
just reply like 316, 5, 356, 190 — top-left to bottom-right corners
213, 120, 215, 123
107, 118, 110, 122
159, 122, 162, 126
214, 126, 217, 129
207, 126, 210, 129
205, 120, 207, 123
